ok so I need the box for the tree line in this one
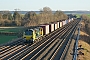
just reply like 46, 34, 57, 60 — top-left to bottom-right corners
0, 7, 68, 26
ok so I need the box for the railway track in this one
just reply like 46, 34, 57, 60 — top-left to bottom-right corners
0, 38, 23, 51
0, 39, 28, 59
0, 38, 23, 50
51, 22, 78, 60
0, 20, 80, 60
20, 20, 79, 60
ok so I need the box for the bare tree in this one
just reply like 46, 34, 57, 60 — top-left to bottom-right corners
38, 7, 53, 24
13, 11, 21, 20
54, 10, 68, 21
0, 13, 2, 20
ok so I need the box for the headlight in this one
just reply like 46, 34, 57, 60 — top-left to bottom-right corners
23, 37, 26, 40
24, 37, 26, 38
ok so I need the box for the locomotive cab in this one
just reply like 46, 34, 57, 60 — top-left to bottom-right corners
23, 29, 35, 43
23, 27, 43, 43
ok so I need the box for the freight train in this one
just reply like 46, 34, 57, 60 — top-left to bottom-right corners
23, 18, 74, 43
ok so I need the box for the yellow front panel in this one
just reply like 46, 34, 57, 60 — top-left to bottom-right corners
23, 35, 33, 40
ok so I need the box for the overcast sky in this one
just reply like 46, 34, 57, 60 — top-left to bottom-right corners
0, 0, 89, 11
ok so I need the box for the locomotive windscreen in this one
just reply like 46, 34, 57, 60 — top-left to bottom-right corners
25, 30, 33, 35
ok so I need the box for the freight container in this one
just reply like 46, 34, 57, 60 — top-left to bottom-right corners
66, 20, 68, 24
69, 19, 70, 22
59, 21, 60, 28
54, 22, 58, 30
57, 21, 60, 28
62, 20, 66, 25
70, 19, 72, 21
71, 18, 74, 20
49, 24, 51, 33
50, 23, 54, 32
40, 24, 49, 35
60, 21, 63, 27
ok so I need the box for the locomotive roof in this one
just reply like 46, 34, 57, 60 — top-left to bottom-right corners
25, 26, 42, 31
